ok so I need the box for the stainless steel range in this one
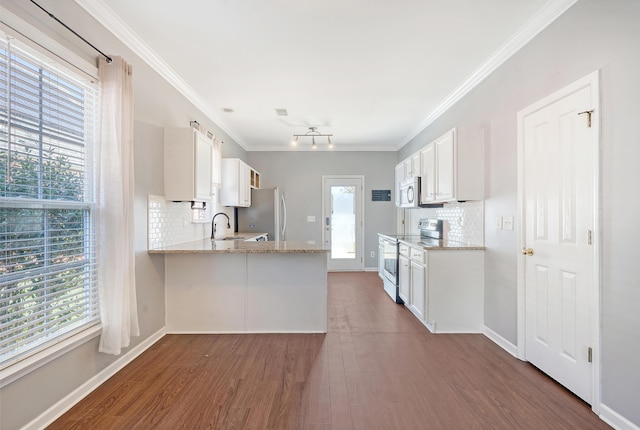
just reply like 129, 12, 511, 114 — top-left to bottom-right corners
378, 219, 444, 305
378, 234, 403, 304
418, 218, 445, 245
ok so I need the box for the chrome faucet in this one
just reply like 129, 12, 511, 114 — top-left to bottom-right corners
211, 212, 231, 239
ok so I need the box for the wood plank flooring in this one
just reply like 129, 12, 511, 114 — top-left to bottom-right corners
49, 272, 610, 429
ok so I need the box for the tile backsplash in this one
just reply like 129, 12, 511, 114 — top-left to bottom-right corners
406, 200, 484, 245
147, 195, 208, 249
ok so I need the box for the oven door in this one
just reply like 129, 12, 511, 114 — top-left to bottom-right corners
381, 238, 398, 285
384, 241, 398, 285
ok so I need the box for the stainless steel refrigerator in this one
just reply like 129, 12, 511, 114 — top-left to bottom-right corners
236, 187, 286, 241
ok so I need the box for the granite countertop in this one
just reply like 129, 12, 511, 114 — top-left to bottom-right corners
148, 239, 329, 254
379, 233, 485, 251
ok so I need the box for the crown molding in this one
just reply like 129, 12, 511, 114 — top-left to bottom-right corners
397, 0, 579, 150
74, 0, 249, 150
75, 0, 577, 153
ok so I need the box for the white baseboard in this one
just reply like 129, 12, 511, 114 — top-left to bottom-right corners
364, 267, 378, 272
600, 403, 640, 430
483, 325, 519, 358
25, 327, 166, 430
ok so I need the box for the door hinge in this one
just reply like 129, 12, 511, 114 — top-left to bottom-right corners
588, 347, 593, 363
578, 109, 594, 128
587, 229, 592, 245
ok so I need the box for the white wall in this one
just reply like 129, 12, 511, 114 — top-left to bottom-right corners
0, 1, 248, 428
247, 151, 397, 268
399, 0, 640, 425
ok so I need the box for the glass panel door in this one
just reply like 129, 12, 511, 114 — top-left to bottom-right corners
330, 185, 356, 259
323, 176, 363, 271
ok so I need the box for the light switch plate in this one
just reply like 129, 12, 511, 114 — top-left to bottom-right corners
495, 216, 503, 230
503, 216, 514, 231
307, 215, 316, 222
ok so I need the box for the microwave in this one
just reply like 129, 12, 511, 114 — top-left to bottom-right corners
399, 177, 420, 208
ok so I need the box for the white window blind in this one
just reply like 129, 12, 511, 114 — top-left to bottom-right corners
0, 37, 99, 369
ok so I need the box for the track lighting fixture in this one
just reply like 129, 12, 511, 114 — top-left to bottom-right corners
292, 127, 333, 148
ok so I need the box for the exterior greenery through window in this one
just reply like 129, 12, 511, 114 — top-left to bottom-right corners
0, 37, 99, 369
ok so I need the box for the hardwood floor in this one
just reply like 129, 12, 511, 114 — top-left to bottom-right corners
49, 272, 609, 429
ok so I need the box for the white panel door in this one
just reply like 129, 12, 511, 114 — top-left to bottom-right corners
521, 78, 597, 403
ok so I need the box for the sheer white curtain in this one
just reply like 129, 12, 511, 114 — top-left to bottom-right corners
97, 56, 139, 355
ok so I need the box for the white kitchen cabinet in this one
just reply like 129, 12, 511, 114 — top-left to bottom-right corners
220, 158, 253, 207
403, 152, 421, 179
164, 127, 213, 202
420, 127, 484, 204
425, 250, 484, 333
398, 253, 410, 304
419, 143, 435, 204
398, 241, 484, 333
408, 247, 426, 321
250, 168, 261, 189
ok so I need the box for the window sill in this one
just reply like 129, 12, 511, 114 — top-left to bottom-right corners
0, 324, 102, 388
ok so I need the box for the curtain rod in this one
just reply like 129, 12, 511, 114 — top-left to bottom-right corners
29, 0, 113, 63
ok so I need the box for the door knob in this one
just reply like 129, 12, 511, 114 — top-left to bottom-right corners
521, 247, 534, 256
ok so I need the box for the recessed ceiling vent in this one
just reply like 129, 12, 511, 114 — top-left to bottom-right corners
275, 108, 288, 116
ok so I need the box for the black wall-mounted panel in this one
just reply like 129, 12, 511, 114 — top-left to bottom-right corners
372, 190, 391, 201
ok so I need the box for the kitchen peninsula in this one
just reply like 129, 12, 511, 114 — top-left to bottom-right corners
149, 239, 328, 333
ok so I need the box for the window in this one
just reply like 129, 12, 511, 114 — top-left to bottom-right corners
0, 36, 99, 369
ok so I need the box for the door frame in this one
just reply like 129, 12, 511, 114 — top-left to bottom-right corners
321, 175, 365, 271
516, 70, 601, 412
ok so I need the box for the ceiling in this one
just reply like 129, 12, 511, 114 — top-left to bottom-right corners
78, 0, 573, 151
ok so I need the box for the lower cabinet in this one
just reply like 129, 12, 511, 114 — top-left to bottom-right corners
398, 254, 410, 304
399, 241, 484, 334
408, 260, 426, 321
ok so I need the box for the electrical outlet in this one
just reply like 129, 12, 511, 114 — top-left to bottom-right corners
495, 216, 503, 230
370, 251, 375, 258
307, 215, 316, 222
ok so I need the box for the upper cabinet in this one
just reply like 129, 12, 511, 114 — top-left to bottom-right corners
419, 143, 435, 203
397, 152, 421, 184
250, 168, 260, 189
407, 152, 421, 178
164, 127, 214, 202
419, 127, 484, 204
220, 158, 260, 207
